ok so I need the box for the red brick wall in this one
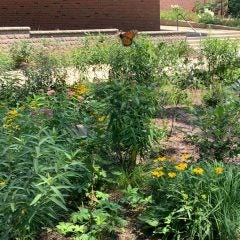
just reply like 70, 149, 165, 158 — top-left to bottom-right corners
0, 0, 160, 31
160, 0, 207, 11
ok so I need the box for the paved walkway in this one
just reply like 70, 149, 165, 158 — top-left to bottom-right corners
160, 25, 240, 35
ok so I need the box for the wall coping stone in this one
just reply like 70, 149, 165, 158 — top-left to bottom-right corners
0, 27, 31, 35
30, 29, 119, 38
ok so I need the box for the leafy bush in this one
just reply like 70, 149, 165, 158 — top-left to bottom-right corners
121, 185, 152, 209
57, 191, 127, 240
0, 52, 14, 72
198, 9, 221, 24
160, 6, 198, 22
98, 79, 162, 171
10, 41, 34, 68
0, 51, 68, 104
72, 35, 116, 71
0, 88, 107, 238
195, 96, 240, 161
139, 157, 240, 240
110, 37, 159, 85
229, 0, 240, 17
0, 125, 89, 239
202, 38, 239, 85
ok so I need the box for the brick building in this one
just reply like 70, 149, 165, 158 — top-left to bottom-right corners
160, 0, 207, 11
0, 0, 160, 31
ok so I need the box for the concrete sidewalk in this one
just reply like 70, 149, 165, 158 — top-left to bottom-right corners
161, 25, 240, 49
161, 25, 240, 35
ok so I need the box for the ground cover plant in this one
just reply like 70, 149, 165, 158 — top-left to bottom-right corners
0, 36, 240, 240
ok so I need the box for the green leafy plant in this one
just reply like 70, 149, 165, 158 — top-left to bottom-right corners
229, 0, 240, 17
202, 38, 239, 85
57, 191, 127, 240
195, 96, 240, 161
139, 157, 240, 240
121, 185, 152, 209
103, 79, 162, 171
160, 6, 198, 22
0, 52, 14, 72
0, 126, 89, 239
10, 41, 34, 68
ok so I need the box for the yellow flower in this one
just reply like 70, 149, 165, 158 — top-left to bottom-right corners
192, 167, 204, 175
215, 167, 223, 174
0, 181, 6, 186
201, 194, 207, 200
168, 172, 177, 178
181, 154, 191, 160
98, 116, 106, 122
175, 162, 188, 171
74, 84, 90, 95
8, 109, 19, 116
151, 170, 165, 178
154, 156, 166, 163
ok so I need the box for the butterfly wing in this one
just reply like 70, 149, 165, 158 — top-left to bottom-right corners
121, 36, 133, 47
120, 30, 138, 47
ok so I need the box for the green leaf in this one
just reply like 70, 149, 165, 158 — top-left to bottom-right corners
10, 202, 16, 212
30, 193, 42, 206
51, 186, 65, 203
50, 196, 68, 211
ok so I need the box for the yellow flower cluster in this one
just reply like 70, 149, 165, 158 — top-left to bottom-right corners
74, 84, 90, 96
175, 163, 188, 171
2, 109, 20, 131
151, 166, 177, 179
192, 167, 204, 175
151, 170, 165, 178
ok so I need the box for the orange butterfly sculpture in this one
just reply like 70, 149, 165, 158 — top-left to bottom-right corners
119, 30, 138, 47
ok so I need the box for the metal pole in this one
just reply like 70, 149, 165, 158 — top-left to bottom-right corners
177, 13, 179, 31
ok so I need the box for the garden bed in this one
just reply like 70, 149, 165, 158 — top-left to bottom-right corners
0, 34, 240, 240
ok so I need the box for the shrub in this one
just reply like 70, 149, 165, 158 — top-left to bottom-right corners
56, 191, 127, 240
202, 38, 239, 85
198, 9, 221, 25
72, 35, 116, 71
110, 37, 158, 85
139, 157, 240, 240
0, 50, 68, 104
229, 0, 240, 17
99, 79, 162, 171
10, 41, 34, 68
160, 6, 198, 22
0, 126, 89, 239
0, 52, 14, 72
195, 96, 240, 161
